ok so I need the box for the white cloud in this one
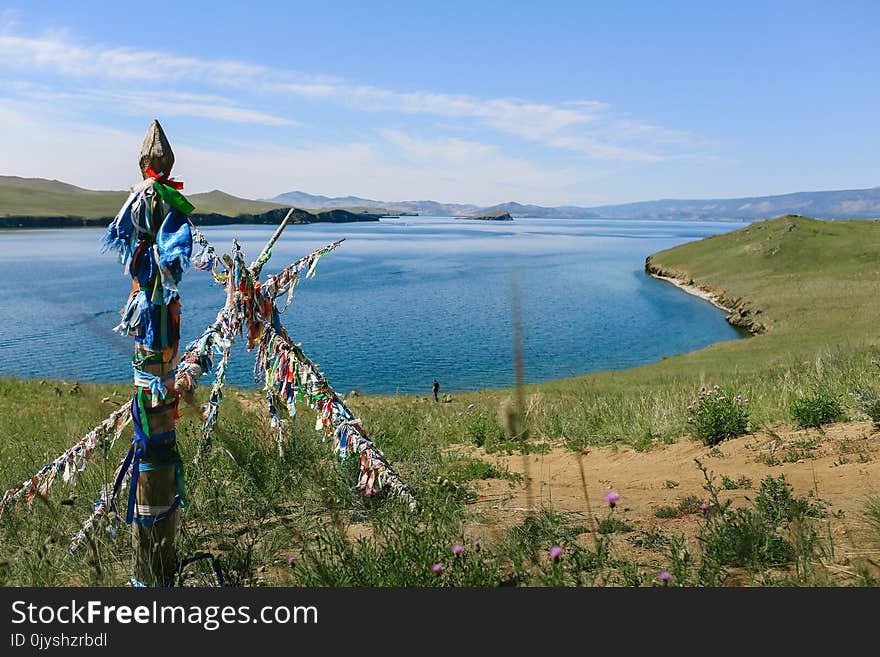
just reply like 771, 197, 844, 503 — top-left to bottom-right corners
0, 98, 590, 205
0, 31, 265, 82
0, 27, 705, 161
1, 79, 296, 127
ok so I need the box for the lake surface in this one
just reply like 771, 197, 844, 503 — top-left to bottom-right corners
0, 217, 745, 394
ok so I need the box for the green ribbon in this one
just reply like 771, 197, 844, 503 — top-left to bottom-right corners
137, 389, 151, 438
153, 182, 195, 216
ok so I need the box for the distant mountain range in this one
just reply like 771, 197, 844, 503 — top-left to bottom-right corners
270, 187, 880, 220
2, 176, 879, 225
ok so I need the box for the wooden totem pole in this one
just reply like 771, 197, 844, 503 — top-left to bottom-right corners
116, 120, 193, 586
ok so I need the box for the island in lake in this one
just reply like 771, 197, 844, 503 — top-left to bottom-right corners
458, 210, 513, 221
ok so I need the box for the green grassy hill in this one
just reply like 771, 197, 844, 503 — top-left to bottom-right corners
188, 190, 281, 215
0, 176, 127, 218
647, 214, 880, 363
0, 176, 282, 218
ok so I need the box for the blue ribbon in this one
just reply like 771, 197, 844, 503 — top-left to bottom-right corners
132, 366, 167, 402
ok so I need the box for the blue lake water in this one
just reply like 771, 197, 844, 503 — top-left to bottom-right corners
0, 217, 745, 394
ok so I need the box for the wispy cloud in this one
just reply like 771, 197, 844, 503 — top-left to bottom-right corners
0, 98, 589, 204
3, 80, 297, 126
0, 27, 706, 161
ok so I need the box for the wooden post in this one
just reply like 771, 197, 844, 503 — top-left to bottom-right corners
130, 120, 182, 586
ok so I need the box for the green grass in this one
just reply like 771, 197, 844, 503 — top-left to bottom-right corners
0, 176, 282, 219
3, 214, 880, 586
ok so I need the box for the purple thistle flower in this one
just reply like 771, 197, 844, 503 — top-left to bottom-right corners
548, 546, 563, 562
452, 544, 464, 555
699, 502, 709, 511
658, 571, 673, 583
432, 563, 444, 575
286, 556, 295, 566
604, 490, 620, 508
365, 487, 375, 497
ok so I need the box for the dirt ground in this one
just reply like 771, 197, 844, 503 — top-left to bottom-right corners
461, 421, 880, 577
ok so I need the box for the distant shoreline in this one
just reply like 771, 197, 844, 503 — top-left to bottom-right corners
0, 214, 754, 230
645, 255, 766, 335
0, 207, 382, 230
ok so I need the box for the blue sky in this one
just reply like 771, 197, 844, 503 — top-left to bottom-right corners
0, 1, 877, 205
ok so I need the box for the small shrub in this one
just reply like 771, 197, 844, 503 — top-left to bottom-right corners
700, 507, 795, 570
596, 517, 634, 534
628, 528, 669, 551
465, 411, 505, 448
721, 474, 753, 490
654, 495, 702, 519
853, 386, 880, 429
790, 391, 845, 429
687, 385, 750, 446
755, 474, 827, 525
690, 461, 830, 581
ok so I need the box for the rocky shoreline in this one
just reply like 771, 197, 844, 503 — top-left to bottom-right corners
644, 255, 767, 335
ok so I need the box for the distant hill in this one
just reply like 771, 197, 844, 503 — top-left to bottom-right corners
0, 176, 129, 219
268, 191, 480, 217
269, 187, 880, 220
0, 177, 380, 228
187, 190, 282, 216
0, 176, 283, 220
4, 176, 880, 225
589, 187, 880, 221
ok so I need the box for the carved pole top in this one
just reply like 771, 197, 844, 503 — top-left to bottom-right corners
138, 119, 175, 179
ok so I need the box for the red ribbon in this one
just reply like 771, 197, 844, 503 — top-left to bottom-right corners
145, 167, 184, 190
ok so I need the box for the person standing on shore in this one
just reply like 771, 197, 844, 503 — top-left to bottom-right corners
432, 378, 440, 402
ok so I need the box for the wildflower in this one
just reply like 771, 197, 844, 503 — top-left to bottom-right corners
452, 544, 464, 556
286, 556, 295, 566
714, 384, 719, 391
699, 502, 709, 511
365, 487, 375, 497
432, 563, 444, 575
604, 490, 620, 508
472, 539, 480, 547
467, 403, 475, 410
657, 571, 673, 584
548, 546, 563, 562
